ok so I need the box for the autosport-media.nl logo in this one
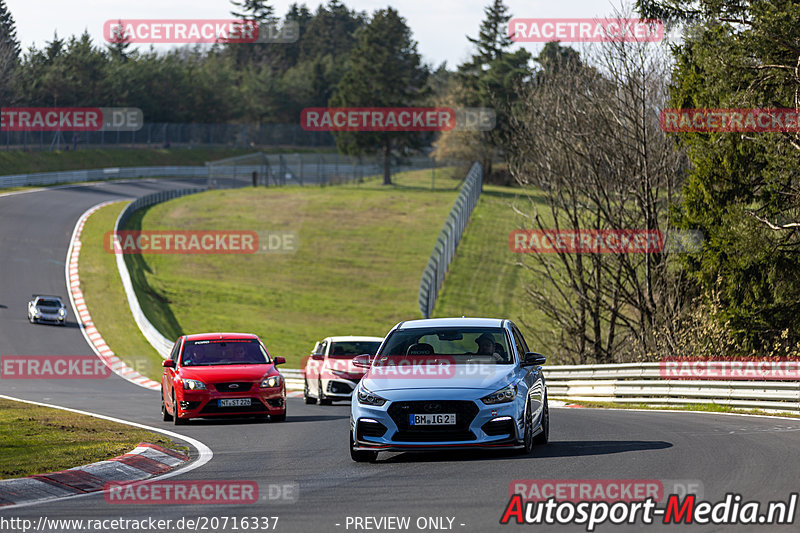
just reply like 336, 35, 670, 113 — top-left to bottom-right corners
103, 19, 299, 44
660, 108, 800, 133
508, 18, 664, 43
300, 107, 495, 132
509, 229, 704, 254
103, 230, 298, 254
104, 480, 298, 504
0, 356, 111, 379
502, 479, 798, 529
0, 108, 143, 132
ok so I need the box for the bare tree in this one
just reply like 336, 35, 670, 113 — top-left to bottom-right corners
507, 31, 689, 363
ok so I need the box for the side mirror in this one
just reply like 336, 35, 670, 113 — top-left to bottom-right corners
352, 354, 373, 368
273, 356, 286, 366
162, 359, 175, 368
311, 353, 324, 361
522, 352, 546, 366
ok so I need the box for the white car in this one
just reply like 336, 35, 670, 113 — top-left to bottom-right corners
303, 336, 384, 404
27, 294, 67, 325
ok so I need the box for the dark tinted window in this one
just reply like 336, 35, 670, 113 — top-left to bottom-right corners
329, 342, 382, 358
181, 339, 269, 366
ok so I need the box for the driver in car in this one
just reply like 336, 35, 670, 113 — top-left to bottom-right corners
475, 333, 504, 362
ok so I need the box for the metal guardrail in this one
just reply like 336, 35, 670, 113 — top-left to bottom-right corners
418, 162, 482, 318
0, 166, 207, 189
114, 187, 207, 358
542, 362, 800, 412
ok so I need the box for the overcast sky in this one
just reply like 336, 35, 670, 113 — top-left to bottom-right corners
5, 0, 637, 67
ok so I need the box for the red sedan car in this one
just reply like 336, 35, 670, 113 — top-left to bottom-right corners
161, 332, 286, 424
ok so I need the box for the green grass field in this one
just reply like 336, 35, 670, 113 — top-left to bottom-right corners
78, 202, 166, 380
113, 168, 463, 367
433, 185, 564, 360
0, 399, 186, 479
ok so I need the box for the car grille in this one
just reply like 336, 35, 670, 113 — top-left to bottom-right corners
482, 418, 516, 437
388, 400, 479, 442
200, 398, 266, 414
214, 382, 253, 392
357, 420, 387, 439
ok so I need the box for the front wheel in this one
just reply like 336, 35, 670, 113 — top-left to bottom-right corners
318, 380, 332, 405
533, 394, 549, 445
350, 431, 377, 462
304, 379, 317, 404
518, 400, 534, 455
161, 391, 173, 421
172, 395, 186, 425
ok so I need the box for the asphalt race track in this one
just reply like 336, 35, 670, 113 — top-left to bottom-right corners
2, 180, 800, 532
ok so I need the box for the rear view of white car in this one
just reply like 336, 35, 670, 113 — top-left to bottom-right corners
27, 294, 67, 325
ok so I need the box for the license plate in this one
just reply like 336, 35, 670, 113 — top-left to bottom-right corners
218, 398, 251, 407
409, 413, 456, 426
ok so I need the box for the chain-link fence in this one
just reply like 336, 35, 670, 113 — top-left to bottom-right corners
207, 152, 440, 188
0, 123, 336, 151
418, 162, 483, 318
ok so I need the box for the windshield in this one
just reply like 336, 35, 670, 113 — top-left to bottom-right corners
181, 339, 269, 366
329, 341, 382, 358
380, 327, 512, 364
37, 299, 62, 308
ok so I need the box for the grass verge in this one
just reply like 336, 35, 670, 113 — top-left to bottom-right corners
79, 202, 166, 381
120, 168, 462, 367
0, 398, 187, 480
433, 184, 560, 357
562, 399, 800, 418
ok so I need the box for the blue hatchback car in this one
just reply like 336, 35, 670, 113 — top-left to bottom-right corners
349, 318, 549, 462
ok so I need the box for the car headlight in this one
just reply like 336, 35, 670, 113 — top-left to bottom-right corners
330, 369, 350, 378
260, 375, 283, 388
58, 309, 66, 317
182, 379, 207, 391
356, 387, 386, 406
33, 309, 41, 317
481, 384, 517, 404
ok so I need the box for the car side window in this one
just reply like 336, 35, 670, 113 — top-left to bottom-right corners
170, 339, 181, 363
511, 326, 530, 357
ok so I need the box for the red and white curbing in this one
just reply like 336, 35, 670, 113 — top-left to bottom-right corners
66, 201, 161, 390
0, 443, 189, 507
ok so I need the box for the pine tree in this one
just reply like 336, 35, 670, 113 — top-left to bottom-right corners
330, 8, 429, 185
0, 0, 21, 104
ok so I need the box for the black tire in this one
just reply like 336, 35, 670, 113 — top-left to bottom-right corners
172, 395, 186, 425
350, 431, 378, 462
518, 400, 534, 455
161, 391, 173, 421
533, 394, 549, 445
271, 412, 287, 422
304, 379, 317, 404
318, 379, 332, 405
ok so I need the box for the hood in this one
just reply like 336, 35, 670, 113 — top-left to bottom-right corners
361, 364, 516, 393
178, 364, 277, 383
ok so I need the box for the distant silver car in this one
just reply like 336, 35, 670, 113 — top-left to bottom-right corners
27, 295, 67, 325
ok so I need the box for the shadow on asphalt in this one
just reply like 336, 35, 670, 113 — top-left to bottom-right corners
170, 414, 349, 426
380, 440, 672, 463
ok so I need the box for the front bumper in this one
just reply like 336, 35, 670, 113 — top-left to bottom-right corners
322, 376, 361, 399
177, 386, 286, 419
351, 395, 525, 451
